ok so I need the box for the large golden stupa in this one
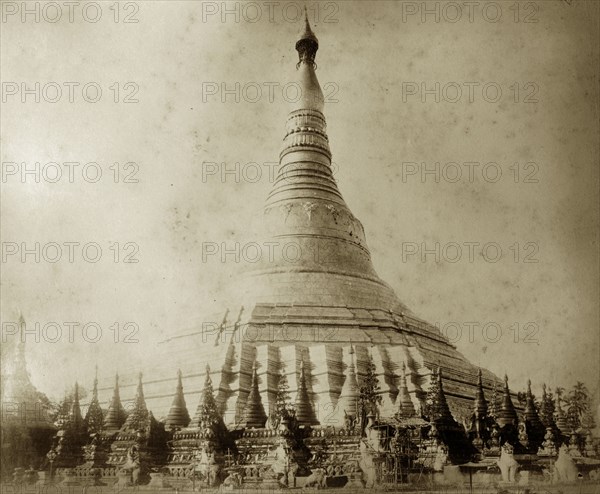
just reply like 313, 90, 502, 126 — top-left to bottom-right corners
99, 17, 501, 428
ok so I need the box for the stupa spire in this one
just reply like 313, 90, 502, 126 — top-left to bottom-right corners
396, 362, 416, 418
295, 359, 318, 425
1, 314, 39, 403
246, 13, 409, 318
524, 380, 542, 424
190, 365, 222, 438
433, 368, 454, 424
474, 368, 488, 417
240, 362, 267, 428
497, 374, 518, 427
166, 369, 191, 431
70, 381, 83, 429
523, 379, 545, 449
84, 369, 103, 434
336, 346, 359, 421
122, 373, 149, 431
103, 373, 126, 430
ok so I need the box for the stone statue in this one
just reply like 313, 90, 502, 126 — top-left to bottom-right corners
122, 444, 141, 485
433, 444, 449, 472
568, 432, 583, 457
553, 444, 578, 482
271, 442, 293, 486
344, 411, 356, 432
364, 417, 383, 453
518, 422, 529, 448
266, 413, 279, 431
221, 471, 242, 490
198, 444, 220, 487
304, 467, 326, 488
358, 439, 377, 488
497, 443, 518, 483
538, 427, 557, 456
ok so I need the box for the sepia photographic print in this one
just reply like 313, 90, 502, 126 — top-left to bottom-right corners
1, 0, 599, 492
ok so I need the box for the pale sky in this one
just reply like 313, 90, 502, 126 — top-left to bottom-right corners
1, 0, 599, 406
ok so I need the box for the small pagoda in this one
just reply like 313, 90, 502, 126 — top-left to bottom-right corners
165, 370, 191, 432
0, 324, 55, 475
81, 371, 109, 470
304, 346, 364, 486
467, 369, 493, 452
106, 373, 168, 482
48, 383, 87, 470
420, 369, 472, 466
167, 366, 232, 486
521, 380, 545, 452
496, 375, 520, 449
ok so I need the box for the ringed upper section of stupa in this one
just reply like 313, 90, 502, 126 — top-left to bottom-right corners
232, 13, 410, 315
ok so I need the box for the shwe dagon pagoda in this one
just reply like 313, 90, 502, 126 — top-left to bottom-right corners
3, 14, 599, 490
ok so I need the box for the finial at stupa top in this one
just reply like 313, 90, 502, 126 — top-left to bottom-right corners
295, 6, 318, 66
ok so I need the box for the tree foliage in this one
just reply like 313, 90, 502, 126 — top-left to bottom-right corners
274, 369, 296, 423
358, 354, 382, 430
566, 381, 592, 431
539, 388, 556, 428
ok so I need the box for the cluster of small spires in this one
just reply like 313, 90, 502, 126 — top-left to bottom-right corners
22, 330, 571, 443
67, 359, 322, 433
61, 355, 562, 438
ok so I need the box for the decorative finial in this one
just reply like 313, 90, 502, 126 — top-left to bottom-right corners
295, 7, 319, 68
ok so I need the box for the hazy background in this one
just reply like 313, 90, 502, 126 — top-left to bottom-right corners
1, 0, 598, 406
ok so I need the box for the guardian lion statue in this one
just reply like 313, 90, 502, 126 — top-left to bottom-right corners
304, 468, 326, 488
553, 444, 579, 482
497, 443, 518, 483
